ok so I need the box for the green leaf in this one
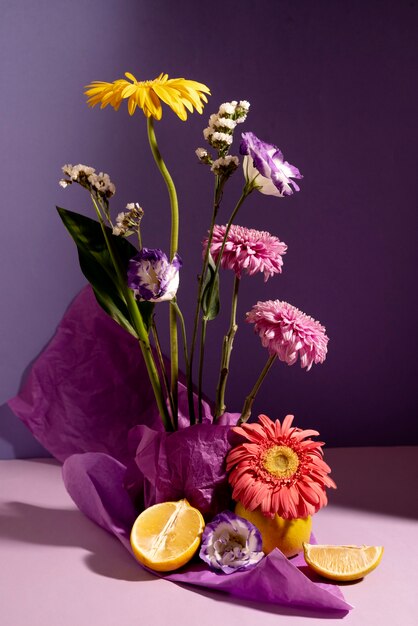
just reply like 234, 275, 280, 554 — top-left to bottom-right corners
201, 252, 220, 320
57, 207, 154, 336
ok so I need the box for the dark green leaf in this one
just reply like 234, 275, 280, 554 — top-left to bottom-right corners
57, 207, 154, 335
201, 252, 220, 320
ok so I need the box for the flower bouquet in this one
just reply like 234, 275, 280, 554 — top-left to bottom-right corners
9, 71, 353, 613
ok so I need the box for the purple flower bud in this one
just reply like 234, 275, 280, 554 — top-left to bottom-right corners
240, 131, 303, 197
199, 511, 264, 574
127, 248, 182, 302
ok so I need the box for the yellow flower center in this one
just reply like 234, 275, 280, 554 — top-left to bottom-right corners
263, 445, 299, 479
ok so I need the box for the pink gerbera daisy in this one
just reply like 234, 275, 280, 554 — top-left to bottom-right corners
203, 224, 287, 281
226, 414, 336, 519
247, 300, 329, 370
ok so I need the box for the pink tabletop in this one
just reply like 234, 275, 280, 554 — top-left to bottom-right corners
0, 447, 417, 626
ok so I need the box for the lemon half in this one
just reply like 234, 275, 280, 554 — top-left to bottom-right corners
130, 500, 205, 572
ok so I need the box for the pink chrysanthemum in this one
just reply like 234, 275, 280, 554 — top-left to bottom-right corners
247, 300, 329, 370
226, 414, 336, 519
203, 224, 287, 281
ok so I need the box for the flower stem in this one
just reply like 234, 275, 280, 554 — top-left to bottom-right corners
151, 319, 175, 427
197, 183, 252, 422
239, 354, 277, 424
214, 275, 240, 419
188, 176, 223, 424
147, 117, 179, 426
170, 299, 195, 424
90, 194, 173, 432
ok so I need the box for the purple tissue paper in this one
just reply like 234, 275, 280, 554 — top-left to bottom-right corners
8, 286, 164, 463
63, 451, 352, 613
9, 286, 352, 613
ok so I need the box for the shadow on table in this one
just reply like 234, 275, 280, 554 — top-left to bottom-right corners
175, 582, 349, 620
0, 501, 151, 583
0, 403, 51, 460
325, 447, 418, 520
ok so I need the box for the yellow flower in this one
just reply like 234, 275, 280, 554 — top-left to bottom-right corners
85, 72, 211, 121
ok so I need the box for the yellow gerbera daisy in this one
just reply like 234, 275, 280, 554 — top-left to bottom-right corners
85, 72, 211, 121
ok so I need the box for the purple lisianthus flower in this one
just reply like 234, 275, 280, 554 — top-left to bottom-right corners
240, 131, 303, 197
127, 248, 182, 302
199, 511, 264, 574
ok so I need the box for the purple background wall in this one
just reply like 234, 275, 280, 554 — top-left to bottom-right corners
1, 0, 417, 457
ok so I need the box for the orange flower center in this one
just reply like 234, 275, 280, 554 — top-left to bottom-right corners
262, 445, 299, 479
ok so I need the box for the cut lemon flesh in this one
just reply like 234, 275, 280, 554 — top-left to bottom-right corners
130, 500, 205, 572
303, 543, 384, 581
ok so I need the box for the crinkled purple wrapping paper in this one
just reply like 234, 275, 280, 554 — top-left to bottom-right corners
125, 423, 238, 518
63, 451, 352, 613
9, 286, 352, 614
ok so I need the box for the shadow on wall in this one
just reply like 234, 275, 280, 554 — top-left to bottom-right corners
0, 404, 50, 459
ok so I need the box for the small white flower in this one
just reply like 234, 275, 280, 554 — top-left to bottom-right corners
208, 113, 219, 127
203, 127, 213, 141
238, 100, 250, 111
59, 179, 71, 188
215, 117, 237, 130
89, 172, 116, 197
210, 155, 239, 174
218, 101, 238, 116
195, 147, 211, 164
211, 132, 233, 145
112, 204, 143, 236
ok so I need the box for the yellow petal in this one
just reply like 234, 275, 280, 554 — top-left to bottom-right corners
121, 84, 137, 98
128, 96, 137, 116
124, 72, 137, 83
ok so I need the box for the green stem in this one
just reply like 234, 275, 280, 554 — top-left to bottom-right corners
214, 276, 240, 419
90, 194, 173, 432
137, 226, 142, 250
190, 178, 221, 362
147, 117, 179, 426
197, 318, 208, 422
151, 319, 175, 427
197, 183, 253, 421
239, 354, 277, 424
188, 177, 223, 424
171, 300, 196, 426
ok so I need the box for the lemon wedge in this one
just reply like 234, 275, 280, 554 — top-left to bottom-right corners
303, 543, 384, 581
130, 499, 205, 572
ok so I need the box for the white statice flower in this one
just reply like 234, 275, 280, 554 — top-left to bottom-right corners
62, 164, 95, 180
195, 147, 212, 165
215, 117, 237, 131
88, 171, 116, 197
59, 179, 71, 188
112, 203, 143, 236
203, 127, 213, 141
219, 101, 237, 116
196, 147, 208, 160
208, 113, 219, 127
210, 155, 239, 175
211, 132, 233, 145
201, 99, 250, 155
235, 101, 250, 124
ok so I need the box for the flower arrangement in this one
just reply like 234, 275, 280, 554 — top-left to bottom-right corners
50, 70, 350, 611
60, 71, 328, 430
